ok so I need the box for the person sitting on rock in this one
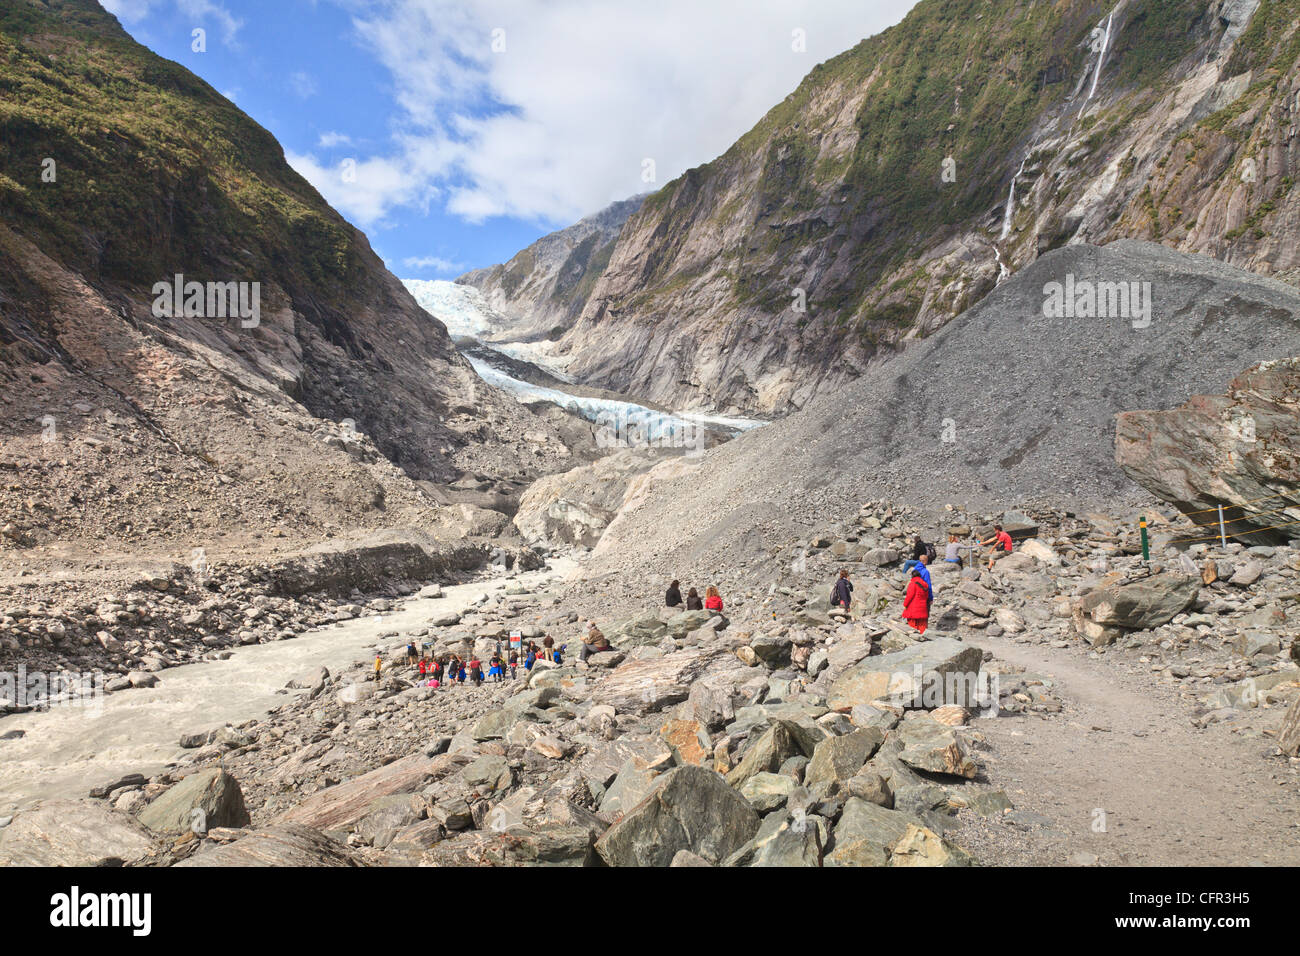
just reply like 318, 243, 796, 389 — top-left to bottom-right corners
685, 587, 703, 611
979, 524, 1014, 570
704, 585, 724, 612
831, 569, 854, 613
666, 580, 683, 608
578, 621, 610, 662
903, 568, 931, 635
944, 533, 964, 570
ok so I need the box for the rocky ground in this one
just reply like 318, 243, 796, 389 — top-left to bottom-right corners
4, 498, 1295, 867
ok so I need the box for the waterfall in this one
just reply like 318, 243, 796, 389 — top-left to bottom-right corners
1086, 9, 1115, 103
999, 154, 1029, 241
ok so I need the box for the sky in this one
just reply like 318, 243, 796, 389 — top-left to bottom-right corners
103, 0, 918, 279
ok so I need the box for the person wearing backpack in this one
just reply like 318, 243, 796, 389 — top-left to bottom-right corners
903, 536, 933, 574
903, 568, 932, 635
831, 569, 853, 613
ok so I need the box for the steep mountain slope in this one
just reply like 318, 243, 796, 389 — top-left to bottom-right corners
587, 241, 1300, 579
0, 0, 582, 558
457, 195, 645, 342
473, 0, 1296, 416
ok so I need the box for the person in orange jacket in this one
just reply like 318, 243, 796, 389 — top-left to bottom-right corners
902, 568, 931, 635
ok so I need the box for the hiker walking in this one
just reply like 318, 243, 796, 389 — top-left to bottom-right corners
831, 569, 853, 613
373, 652, 383, 682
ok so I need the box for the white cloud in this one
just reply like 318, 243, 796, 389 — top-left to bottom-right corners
290, 71, 318, 98
293, 0, 917, 229
402, 255, 463, 273
317, 131, 354, 148
103, 0, 244, 43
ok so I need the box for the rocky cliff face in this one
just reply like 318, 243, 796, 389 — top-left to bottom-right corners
1116, 357, 1300, 543
470, 0, 1297, 416
457, 196, 645, 342
0, 0, 581, 557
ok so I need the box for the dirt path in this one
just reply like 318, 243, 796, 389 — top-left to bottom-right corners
0, 558, 576, 815
953, 635, 1300, 866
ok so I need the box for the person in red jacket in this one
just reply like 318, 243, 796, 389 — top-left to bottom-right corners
902, 568, 931, 635
704, 585, 724, 612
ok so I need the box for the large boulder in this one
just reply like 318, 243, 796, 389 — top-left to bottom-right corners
896, 717, 979, 779
1116, 358, 1300, 545
804, 729, 885, 789
594, 765, 760, 866
177, 824, 359, 866
828, 638, 985, 711
1279, 694, 1300, 758
824, 798, 926, 867
0, 799, 157, 866
138, 768, 251, 836
1073, 572, 1199, 631
590, 648, 719, 715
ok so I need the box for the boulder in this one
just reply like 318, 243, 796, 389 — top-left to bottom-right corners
824, 798, 925, 867
828, 638, 985, 711
278, 752, 446, 830
888, 823, 974, 867
1074, 573, 1199, 630
0, 799, 157, 866
1279, 694, 1300, 758
803, 729, 885, 789
594, 765, 760, 866
137, 768, 251, 836
896, 717, 979, 779
738, 772, 798, 812
590, 648, 718, 715
725, 722, 804, 788
176, 824, 359, 867
1115, 358, 1300, 545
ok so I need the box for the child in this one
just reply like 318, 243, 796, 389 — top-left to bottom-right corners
552, 644, 564, 666
373, 653, 382, 682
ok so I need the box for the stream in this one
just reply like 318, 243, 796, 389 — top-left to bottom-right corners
0, 558, 576, 814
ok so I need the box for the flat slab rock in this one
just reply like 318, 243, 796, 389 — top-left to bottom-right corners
0, 799, 158, 867
177, 824, 359, 867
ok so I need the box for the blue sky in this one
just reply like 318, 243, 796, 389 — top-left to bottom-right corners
104, 0, 916, 279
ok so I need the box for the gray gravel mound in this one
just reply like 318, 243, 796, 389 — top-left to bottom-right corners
593, 240, 1300, 577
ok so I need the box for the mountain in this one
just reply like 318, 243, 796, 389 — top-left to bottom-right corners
0, 0, 583, 557
468, 0, 1297, 416
455, 195, 645, 342
585, 241, 1300, 579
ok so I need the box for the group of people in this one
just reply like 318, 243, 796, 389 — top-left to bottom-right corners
377, 635, 570, 688
665, 580, 725, 612
830, 524, 1017, 635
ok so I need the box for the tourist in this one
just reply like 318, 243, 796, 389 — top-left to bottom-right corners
578, 621, 610, 662
704, 585, 724, 612
487, 655, 503, 682
945, 533, 964, 570
405, 640, 418, 666
831, 569, 853, 612
543, 635, 555, 661
469, 657, 483, 686
685, 587, 703, 610
508, 650, 518, 679
373, 652, 382, 682
903, 568, 931, 635
666, 580, 683, 608
979, 524, 1014, 570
